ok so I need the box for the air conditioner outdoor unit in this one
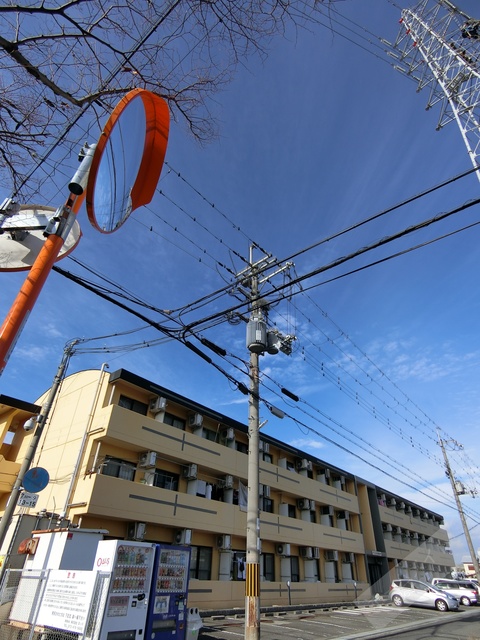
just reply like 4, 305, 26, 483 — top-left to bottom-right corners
217, 534, 232, 550
313, 547, 320, 559
321, 505, 334, 516
183, 463, 198, 480
297, 498, 311, 510
174, 529, 192, 545
189, 413, 203, 427
276, 543, 291, 556
398, 501, 405, 510
387, 498, 397, 507
149, 396, 167, 414
138, 451, 157, 468
384, 524, 393, 532
317, 469, 330, 482
344, 552, 354, 563
127, 522, 146, 541
300, 546, 313, 559
222, 474, 234, 489
259, 441, 270, 453
222, 427, 235, 441
296, 458, 312, 471
325, 550, 338, 562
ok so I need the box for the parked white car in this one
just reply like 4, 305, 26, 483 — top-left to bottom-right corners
430, 578, 478, 606
390, 579, 459, 611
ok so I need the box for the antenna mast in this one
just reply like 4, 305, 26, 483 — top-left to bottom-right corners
390, 0, 480, 180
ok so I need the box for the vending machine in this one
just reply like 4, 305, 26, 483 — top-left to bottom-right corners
92, 539, 157, 640
145, 544, 191, 640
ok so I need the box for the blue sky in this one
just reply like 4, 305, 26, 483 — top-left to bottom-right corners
2, 0, 480, 564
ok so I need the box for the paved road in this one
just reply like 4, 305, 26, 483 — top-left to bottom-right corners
371, 607, 480, 640
199, 603, 479, 640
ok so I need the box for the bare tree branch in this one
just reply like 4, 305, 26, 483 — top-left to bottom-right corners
0, 0, 335, 198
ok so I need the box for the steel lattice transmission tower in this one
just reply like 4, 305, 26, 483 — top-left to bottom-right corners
389, 0, 480, 179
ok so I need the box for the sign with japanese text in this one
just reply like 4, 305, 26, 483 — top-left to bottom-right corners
36, 570, 98, 633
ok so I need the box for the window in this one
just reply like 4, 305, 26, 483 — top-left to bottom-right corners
232, 552, 246, 581
102, 457, 136, 481
203, 428, 218, 442
189, 546, 212, 580
119, 395, 148, 416
290, 556, 300, 582
287, 504, 296, 518
236, 441, 248, 455
261, 452, 273, 464
153, 470, 179, 491
261, 497, 274, 513
262, 553, 275, 582
163, 412, 186, 430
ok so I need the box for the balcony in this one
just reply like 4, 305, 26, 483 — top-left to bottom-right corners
0, 455, 21, 497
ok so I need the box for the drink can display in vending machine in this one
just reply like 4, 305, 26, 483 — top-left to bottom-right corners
145, 544, 192, 640
92, 539, 157, 640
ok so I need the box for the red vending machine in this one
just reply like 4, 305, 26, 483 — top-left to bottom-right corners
92, 539, 157, 640
145, 545, 191, 640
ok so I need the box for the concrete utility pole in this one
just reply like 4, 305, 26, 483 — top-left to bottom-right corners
438, 430, 480, 578
240, 245, 295, 640
0, 339, 78, 550
245, 248, 261, 640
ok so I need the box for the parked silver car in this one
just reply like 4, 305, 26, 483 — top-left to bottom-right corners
431, 578, 478, 606
390, 579, 459, 611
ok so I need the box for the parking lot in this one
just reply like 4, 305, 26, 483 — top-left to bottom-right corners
199, 603, 476, 639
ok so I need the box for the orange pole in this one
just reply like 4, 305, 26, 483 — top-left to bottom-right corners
0, 192, 85, 375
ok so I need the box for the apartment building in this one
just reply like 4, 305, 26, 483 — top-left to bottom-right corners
0, 368, 455, 608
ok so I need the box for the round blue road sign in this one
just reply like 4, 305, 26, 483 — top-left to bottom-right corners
23, 467, 49, 493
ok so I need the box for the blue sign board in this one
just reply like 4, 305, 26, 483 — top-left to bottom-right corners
23, 467, 49, 493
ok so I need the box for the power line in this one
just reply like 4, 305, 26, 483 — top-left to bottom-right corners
50, 258, 480, 526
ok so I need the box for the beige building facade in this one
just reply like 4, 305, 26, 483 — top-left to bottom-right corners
0, 368, 455, 609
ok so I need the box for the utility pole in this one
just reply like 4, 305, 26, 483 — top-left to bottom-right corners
245, 246, 262, 640
0, 339, 78, 550
437, 430, 480, 578
239, 245, 295, 640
